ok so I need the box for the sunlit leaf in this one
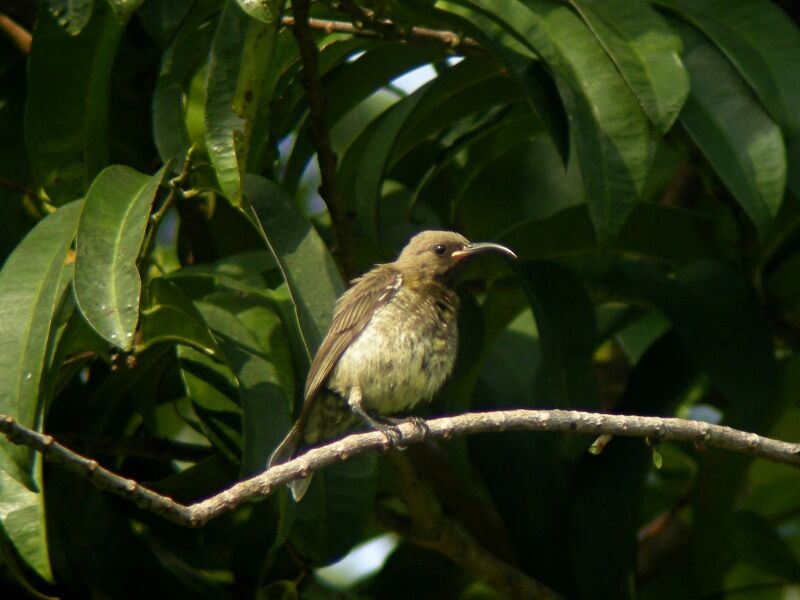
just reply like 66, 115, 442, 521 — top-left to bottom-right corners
74, 165, 167, 350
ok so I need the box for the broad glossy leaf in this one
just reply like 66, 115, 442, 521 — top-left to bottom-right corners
153, 0, 218, 163
731, 511, 800, 581
197, 293, 293, 477
656, 0, 800, 137
25, 3, 125, 202
283, 42, 451, 190
676, 23, 785, 237
235, 0, 283, 23
571, 332, 697, 599
569, 0, 688, 132
450, 0, 651, 242
0, 459, 52, 584
74, 165, 167, 350
242, 175, 343, 359
106, 0, 144, 23
0, 201, 81, 483
46, 469, 225, 598
517, 262, 597, 409
289, 453, 377, 566
45, 0, 94, 35
339, 89, 429, 245
499, 202, 716, 266
204, 1, 280, 204
178, 344, 242, 464
139, 278, 221, 356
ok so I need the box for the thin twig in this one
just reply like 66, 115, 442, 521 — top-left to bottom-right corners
0, 175, 39, 198
376, 507, 560, 600
386, 453, 554, 599
290, 0, 355, 277
1, 410, 799, 529
0, 14, 31, 55
138, 149, 195, 264
280, 15, 483, 55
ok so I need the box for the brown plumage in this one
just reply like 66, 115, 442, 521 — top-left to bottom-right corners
269, 230, 516, 500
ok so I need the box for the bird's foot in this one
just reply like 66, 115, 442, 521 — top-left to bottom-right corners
373, 421, 403, 450
384, 416, 430, 442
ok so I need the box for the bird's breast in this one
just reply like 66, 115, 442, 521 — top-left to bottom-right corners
328, 286, 459, 414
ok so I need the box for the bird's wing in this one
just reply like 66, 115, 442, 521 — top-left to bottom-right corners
303, 266, 402, 404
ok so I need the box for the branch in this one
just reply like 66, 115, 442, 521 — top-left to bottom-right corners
279, 15, 481, 55
385, 454, 556, 599
1, 410, 799, 528
290, 1, 355, 277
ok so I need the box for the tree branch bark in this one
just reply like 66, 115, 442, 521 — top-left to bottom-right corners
1, 409, 799, 528
279, 15, 481, 54
290, 1, 355, 277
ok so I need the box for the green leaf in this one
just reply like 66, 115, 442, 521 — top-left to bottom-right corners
139, 278, 222, 357
569, 0, 689, 132
242, 175, 344, 360
731, 511, 800, 581
74, 165, 167, 350
204, 1, 282, 204
235, 0, 283, 23
499, 202, 716, 266
0, 460, 53, 584
339, 89, 430, 245
450, 0, 651, 242
25, 3, 125, 202
290, 453, 377, 565
45, 0, 94, 35
198, 293, 293, 477
570, 332, 697, 600
283, 41, 449, 191
152, 0, 218, 163
106, 0, 144, 23
675, 22, 786, 237
178, 345, 243, 464
517, 262, 597, 409
655, 0, 800, 137
0, 202, 82, 483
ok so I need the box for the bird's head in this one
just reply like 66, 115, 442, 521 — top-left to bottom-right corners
394, 230, 516, 283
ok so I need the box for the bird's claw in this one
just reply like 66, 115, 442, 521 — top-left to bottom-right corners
375, 423, 403, 450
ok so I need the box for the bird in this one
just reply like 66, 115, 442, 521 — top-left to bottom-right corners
268, 230, 516, 500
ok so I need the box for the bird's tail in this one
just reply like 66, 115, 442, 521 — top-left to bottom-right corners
268, 420, 313, 501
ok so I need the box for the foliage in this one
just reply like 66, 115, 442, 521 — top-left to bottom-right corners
1, 0, 800, 597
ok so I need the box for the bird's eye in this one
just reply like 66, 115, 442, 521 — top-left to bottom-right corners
433, 244, 447, 256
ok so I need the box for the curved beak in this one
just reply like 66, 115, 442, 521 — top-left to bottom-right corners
451, 241, 517, 261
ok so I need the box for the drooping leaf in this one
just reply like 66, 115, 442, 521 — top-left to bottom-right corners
235, 0, 283, 24
0, 201, 82, 483
139, 277, 222, 357
282, 41, 446, 191
655, 0, 800, 137
195, 293, 293, 477
204, 1, 282, 204
25, 3, 126, 202
676, 22, 786, 237
569, 0, 689, 132
0, 458, 53, 585
571, 332, 697, 600
74, 165, 167, 350
242, 175, 343, 360
448, 0, 651, 242
44, 0, 94, 35
177, 344, 242, 465
517, 261, 597, 409
731, 510, 800, 582
152, 0, 219, 163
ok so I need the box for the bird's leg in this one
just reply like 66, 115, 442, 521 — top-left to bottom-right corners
347, 386, 402, 448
